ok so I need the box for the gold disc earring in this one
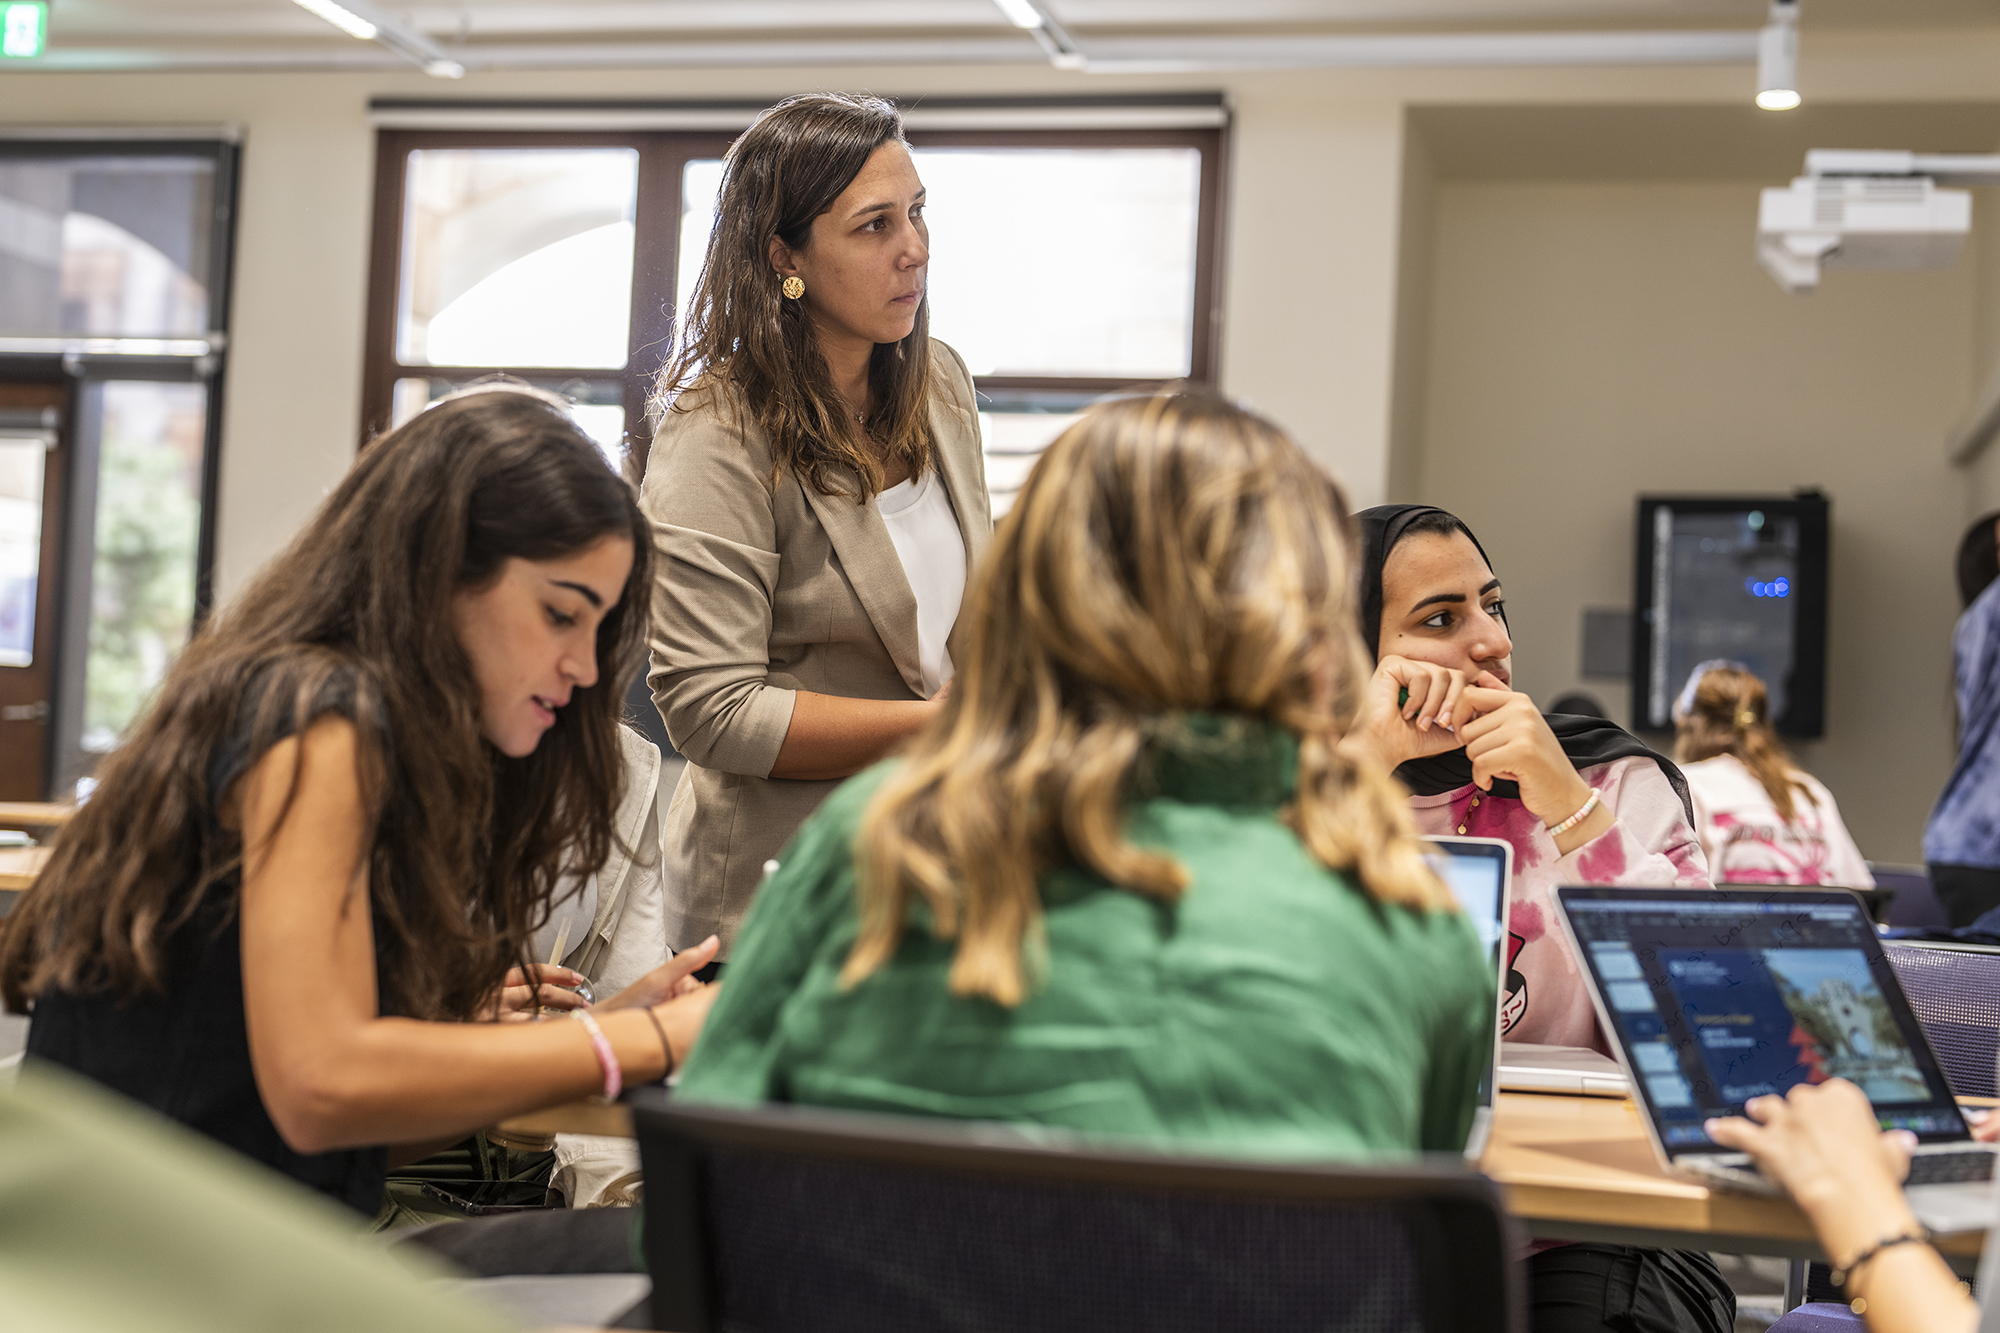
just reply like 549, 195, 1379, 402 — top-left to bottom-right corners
781, 276, 805, 300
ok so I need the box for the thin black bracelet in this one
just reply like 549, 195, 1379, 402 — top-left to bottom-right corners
642, 1008, 675, 1080
1830, 1229, 1931, 1288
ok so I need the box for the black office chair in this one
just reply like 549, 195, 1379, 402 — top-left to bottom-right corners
632, 1094, 1521, 1333
1884, 939, 2000, 1098
1871, 862, 1947, 930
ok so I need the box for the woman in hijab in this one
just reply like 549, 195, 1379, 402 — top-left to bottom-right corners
1351, 505, 1727, 1333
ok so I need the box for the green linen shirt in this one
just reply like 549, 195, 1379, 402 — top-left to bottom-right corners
678, 715, 1495, 1158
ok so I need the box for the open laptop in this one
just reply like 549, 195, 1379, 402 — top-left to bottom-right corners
1422, 836, 1512, 1160
1556, 886, 1997, 1232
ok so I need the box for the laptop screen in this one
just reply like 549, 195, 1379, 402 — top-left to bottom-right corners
1425, 836, 1511, 1119
1425, 837, 1508, 973
1559, 888, 1966, 1153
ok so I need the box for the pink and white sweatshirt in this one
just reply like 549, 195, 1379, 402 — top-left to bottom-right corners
1407, 756, 1713, 1049
1682, 754, 1873, 890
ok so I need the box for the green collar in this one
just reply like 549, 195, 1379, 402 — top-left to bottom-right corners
1135, 712, 1300, 809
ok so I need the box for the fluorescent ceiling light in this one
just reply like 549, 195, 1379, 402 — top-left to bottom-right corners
293, 0, 464, 77
991, 0, 1084, 68
293, 0, 376, 41
1756, 0, 1799, 111
991, 0, 1045, 29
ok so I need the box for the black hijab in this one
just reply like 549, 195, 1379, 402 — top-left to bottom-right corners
1356, 504, 1694, 824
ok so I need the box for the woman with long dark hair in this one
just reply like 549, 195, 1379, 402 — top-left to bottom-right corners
645, 92, 990, 957
2, 388, 718, 1214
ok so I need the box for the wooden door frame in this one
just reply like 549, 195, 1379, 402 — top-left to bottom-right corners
0, 380, 72, 800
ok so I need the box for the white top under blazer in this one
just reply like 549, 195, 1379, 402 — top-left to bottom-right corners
874, 468, 965, 699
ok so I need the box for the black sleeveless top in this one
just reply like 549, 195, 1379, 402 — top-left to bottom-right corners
27, 668, 390, 1215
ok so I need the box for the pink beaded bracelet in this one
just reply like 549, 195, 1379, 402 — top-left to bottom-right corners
571, 1009, 621, 1104
1547, 788, 1602, 838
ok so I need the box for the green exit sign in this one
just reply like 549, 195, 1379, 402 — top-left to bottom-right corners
2, 2, 46, 59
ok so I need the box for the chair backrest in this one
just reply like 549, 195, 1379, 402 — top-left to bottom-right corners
632, 1095, 1521, 1333
1871, 862, 1947, 930
1883, 940, 2000, 1098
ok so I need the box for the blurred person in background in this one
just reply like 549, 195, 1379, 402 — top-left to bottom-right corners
1924, 512, 2000, 925
1674, 660, 1872, 889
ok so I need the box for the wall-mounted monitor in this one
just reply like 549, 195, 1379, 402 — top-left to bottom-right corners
1631, 493, 1828, 738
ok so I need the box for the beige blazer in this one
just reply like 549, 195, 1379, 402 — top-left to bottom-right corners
640, 339, 991, 953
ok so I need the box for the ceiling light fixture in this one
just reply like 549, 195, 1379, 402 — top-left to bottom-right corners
1755, 0, 1800, 110
988, 0, 1084, 69
292, 0, 464, 77
293, 0, 375, 41
990, 0, 1044, 29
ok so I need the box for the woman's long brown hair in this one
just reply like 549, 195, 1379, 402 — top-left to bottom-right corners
845, 390, 1453, 1006
1, 388, 653, 1021
1674, 664, 1814, 823
654, 92, 941, 501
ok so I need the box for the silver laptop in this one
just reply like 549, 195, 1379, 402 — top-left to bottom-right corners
1556, 886, 1997, 1233
1423, 836, 1512, 1161
1499, 1043, 1629, 1097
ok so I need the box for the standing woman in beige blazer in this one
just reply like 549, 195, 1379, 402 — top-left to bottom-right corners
643, 93, 991, 958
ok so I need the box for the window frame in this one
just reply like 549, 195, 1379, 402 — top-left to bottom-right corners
901, 125, 1226, 396
359, 122, 1227, 449
0, 133, 238, 796
360, 128, 737, 454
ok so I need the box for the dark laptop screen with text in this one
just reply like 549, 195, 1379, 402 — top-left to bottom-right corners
1560, 891, 1964, 1153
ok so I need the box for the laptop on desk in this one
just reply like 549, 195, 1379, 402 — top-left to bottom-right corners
1499, 1043, 1629, 1097
1422, 836, 1511, 1161
1421, 836, 1635, 1101
1555, 886, 1997, 1233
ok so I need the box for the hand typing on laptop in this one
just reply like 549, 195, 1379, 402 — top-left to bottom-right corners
1706, 1079, 1978, 1333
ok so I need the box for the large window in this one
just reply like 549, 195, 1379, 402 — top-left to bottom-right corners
363, 115, 1225, 515
0, 136, 235, 799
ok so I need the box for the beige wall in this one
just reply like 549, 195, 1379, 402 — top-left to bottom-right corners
1412, 177, 1976, 862
0, 64, 1433, 599
8, 37, 2000, 853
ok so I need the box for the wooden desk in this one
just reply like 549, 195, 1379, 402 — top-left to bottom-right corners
1485, 1090, 1985, 1263
501, 1100, 634, 1140
0, 802, 73, 832
499, 1089, 1988, 1264
0, 845, 50, 892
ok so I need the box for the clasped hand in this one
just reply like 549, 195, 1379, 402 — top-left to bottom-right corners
1350, 656, 1595, 831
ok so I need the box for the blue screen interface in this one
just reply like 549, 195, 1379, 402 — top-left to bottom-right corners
1566, 896, 1962, 1150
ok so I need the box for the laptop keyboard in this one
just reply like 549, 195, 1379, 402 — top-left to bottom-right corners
1904, 1151, 1997, 1186
1684, 1148, 1995, 1193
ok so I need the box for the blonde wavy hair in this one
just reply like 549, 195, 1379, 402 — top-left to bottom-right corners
845, 390, 1453, 1006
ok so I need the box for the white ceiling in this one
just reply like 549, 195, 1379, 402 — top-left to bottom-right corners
28, 0, 2000, 72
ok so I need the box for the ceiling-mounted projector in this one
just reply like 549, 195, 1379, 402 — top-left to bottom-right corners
1757, 150, 1997, 293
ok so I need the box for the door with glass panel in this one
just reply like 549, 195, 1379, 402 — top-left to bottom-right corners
0, 137, 234, 798
0, 383, 64, 799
